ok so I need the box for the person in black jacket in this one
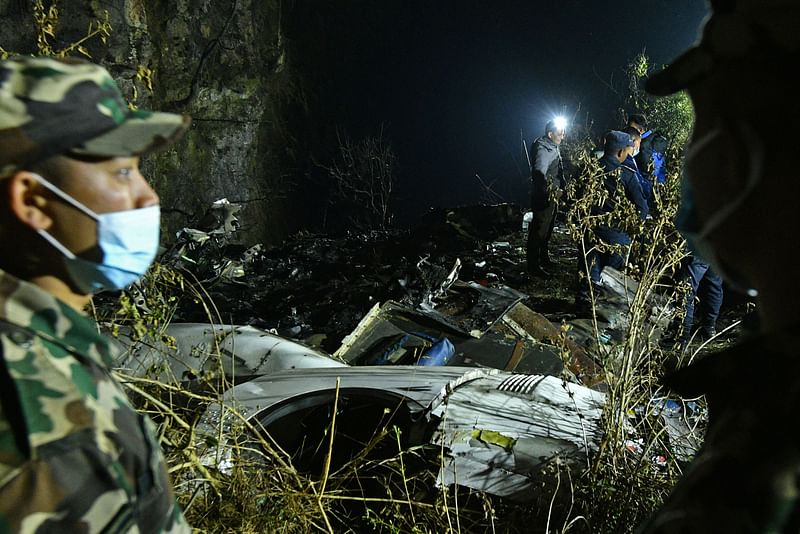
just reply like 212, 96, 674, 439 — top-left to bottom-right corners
637, 0, 800, 531
622, 125, 651, 205
526, 119, 566, 277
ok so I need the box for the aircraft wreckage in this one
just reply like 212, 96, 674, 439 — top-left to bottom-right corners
109, 200, 704, 502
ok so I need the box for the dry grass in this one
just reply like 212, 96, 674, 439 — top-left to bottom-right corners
98, 151, 714, 532
96, 66, 714, 530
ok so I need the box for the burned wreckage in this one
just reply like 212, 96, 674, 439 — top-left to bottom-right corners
109, 199, 702, 502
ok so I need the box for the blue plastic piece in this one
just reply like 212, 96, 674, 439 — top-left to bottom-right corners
417, 337, 455, 366
368, 334, 411, 365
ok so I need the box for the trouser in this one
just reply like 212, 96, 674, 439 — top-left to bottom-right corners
683, 256, 724, 339
590, 248, 625, 284
526, 201, 556, 271
575, 232, 628, 302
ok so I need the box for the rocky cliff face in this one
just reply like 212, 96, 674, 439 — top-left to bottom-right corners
1, 0, 408, 244
1, 0, 296, 244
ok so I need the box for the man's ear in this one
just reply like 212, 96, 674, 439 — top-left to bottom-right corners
5, 171, 53, 230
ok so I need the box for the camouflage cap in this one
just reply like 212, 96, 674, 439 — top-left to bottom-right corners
0, 56, 190, 177
646, 0, 800, 95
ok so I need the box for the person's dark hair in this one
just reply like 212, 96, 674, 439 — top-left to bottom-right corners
628, 113, 648, 130
0, 153, 79, 278
25, 155, 71, 187
622, 125, 642, 141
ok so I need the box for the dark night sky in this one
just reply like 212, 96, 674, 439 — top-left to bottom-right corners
324, 1, 710, 226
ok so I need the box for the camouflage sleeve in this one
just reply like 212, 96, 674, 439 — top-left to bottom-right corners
0, 328, 192, 533
0, 431, 191, 533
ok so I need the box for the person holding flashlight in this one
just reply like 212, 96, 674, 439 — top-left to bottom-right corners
526, 117, 567, 278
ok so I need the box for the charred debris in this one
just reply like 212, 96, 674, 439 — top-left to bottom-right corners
116, 199, 620, 381
102, 198, 710, 511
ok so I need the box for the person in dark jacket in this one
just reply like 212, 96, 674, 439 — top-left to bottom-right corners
622, 125, 651, 204
628, 113, 648, 135
637, 0, 800, 531
576, 130, 648, 308
593, 130, 648, 276
629, 113, 669, 195
526, 119, 566, 277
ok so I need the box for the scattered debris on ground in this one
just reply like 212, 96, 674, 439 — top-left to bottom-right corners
100, 198, 748, 527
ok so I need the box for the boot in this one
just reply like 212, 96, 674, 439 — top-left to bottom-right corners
698, 325, 717, 340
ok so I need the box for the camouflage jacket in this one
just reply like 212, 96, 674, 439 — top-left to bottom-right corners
0, 268, 190, 533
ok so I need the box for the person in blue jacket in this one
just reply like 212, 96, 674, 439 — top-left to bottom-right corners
576, 130, 648, 308
629, 113, 669, 201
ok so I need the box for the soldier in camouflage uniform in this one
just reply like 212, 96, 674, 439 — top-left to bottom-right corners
638, 0, 800, 532
0, 57, 191, 532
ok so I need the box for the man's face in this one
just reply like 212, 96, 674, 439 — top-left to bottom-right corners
549, 129, 566, 145
615, 141, 634, 161
41, 155, 159, 257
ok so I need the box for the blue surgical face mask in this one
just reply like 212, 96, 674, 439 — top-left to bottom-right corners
32, 174, 161, 294
632, 147, 640, 157
675, 121, 763, 297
